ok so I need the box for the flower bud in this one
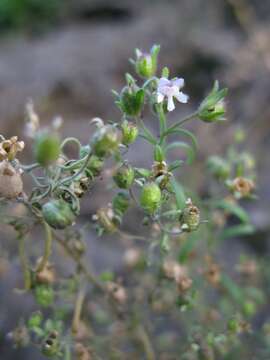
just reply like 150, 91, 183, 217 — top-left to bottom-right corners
0, 161, 23, 199
121, 120, 138, 146
91, 125, 120, 158
181, 198, 200, 232
112, 192, 130, 217
42, 199, 76, 229
198, 81, 227, 123
140, 182, 162, 214
34, 132, 61, 166
243, 300, 256, 317
134, 44, 160, 78
118, 85, 144, 117
34, 285, 54, 307
113, 163, 135, 189
207, 156, 230, 180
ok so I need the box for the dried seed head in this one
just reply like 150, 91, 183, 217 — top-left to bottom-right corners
0, 161, 23, 199
36, 260, 56, 284
232, 177, 255, 198
181, 198, 200, 232
123, 248, 141, 268
0, 136, 25, 161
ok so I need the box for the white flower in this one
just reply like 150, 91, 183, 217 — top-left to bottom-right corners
156, 77, 189, 112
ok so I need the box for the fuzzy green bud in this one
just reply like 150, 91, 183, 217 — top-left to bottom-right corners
207, 156, 230, 180
113, 163, 135, 189
42, 199, 76, 230
118, 85, 144, 117
243, 300, 256, 317
34, 285, 54, 308
135, 44, 160, 78
121, 120, 138, 146
198, 81, 227, 123
91, 125, 120, 158
34, 132, 60, 166
140, 182, 162, 214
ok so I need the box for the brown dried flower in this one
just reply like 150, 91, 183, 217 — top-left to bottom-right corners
0, 136, 24, 161
232, 177, 255, 197
0, 161, 23, 199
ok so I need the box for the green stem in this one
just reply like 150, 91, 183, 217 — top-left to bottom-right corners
36, 222, 53, 272
160, 111, 198, 142
135, 325, 155, 360
56, 149, 92, 187
72, 287, 86, 334
157, 104, 167, 147
18, 235, 31, 290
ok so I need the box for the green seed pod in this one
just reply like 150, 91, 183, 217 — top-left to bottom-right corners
79, 145, 104, 177
140, 182, 162, 214
27, 311, 43, 329
113, 163, 135, 189
112, 192, 130, 217
42, 199, 76, 229
181, 199, 200, 232
34, 132, 61, 166
135, 44, 160, 79
121, 120, 138, 146
34, 285, 54, 308
119, 85, 144, 117
91, 125, 120, 158
207, 156, 230, 180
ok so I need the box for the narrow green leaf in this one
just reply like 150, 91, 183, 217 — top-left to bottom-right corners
213, 200, 250, 223
165, 141, 195, 164
171, 177, 186, 210
219, 224, 255, 240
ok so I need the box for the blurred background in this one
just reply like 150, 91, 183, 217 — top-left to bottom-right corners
0, 0, 269, 358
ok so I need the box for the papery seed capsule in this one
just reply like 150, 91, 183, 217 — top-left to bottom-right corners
79, 145, 104, 177
42, 199, 76, 229
113, 163, 134, 189
0, 161, 23, 199
34, 132, 60, 166
140, 182, 162, 214
181, 198, 200, 232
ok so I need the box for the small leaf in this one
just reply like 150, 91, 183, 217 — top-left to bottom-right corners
219, 224, 255, 240
170, 178, 186, 210
165, 141, 195, 164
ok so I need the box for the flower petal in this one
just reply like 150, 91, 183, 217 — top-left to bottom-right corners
157, 77, 170, 91
157, 93, 165, 103
172, 78, 184, 88
167, 96, 175, 112
175, 91, 189, 104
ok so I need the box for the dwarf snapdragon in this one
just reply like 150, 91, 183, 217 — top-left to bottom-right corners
156, 77, 189, 112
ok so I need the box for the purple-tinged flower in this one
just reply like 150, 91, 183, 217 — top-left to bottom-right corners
157, 77, 188, 112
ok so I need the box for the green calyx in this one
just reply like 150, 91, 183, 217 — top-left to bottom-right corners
91, 125, 120, 158
118, 85, 145, 117
113, 163, 135, 189
140, 182, 162, 214
121, 120, 138, 146
135, 44, 160, 78
198, 81, 227, 123
42, 199, 76, 230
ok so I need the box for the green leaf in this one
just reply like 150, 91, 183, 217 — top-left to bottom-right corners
219, 224, 255, 240
212, 200, 250, 223
178, 233, 198, 263
170, 178, 186, 210
220, 274, 244, 304
165, 141, 195, 164
164, 128, 198, 152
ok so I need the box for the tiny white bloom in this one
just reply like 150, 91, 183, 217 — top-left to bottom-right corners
156, 77, 189, 112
